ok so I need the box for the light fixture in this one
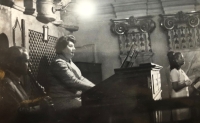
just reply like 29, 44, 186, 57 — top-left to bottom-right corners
36, 0, 56, 23
52, 1, 95, 18
52, 2, 75, 13
74, 1, 95, 18
43, 25, 49, 42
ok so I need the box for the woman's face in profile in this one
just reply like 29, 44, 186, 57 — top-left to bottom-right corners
176, 53, 185, 66
62, 41, 76, 60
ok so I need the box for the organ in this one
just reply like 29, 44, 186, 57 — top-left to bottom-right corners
81, 63, 163, 123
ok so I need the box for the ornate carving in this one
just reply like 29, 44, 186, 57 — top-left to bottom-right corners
163, 18, 175, 30
110, 22, 128, 35
160, 11, 200, 30
110, 16, 155, 66
139, 19, 156, 33
111, 16, 156, 34
13, 18, 25, 47
188, 15, 199, 28
160, 11, 200, 51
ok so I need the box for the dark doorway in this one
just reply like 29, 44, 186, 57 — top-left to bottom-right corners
0, 33, 9, 69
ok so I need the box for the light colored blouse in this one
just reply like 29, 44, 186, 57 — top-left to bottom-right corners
170, 68, 191, 121
170, 68, 189, 98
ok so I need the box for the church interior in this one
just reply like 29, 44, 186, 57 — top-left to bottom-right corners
1, 0, 200, 123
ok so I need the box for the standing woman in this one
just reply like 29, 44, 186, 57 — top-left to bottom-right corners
167, 51, 200, 121
48, 35, 95, 116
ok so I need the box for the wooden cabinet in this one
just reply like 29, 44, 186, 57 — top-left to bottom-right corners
75, 62, 102, 84
114, 62, 163, 101
82, 62, 163, 105
81, 63, 163, 123
151, 68, 162, 100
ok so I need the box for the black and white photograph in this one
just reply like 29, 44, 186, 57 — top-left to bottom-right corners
1, 0, 200, 123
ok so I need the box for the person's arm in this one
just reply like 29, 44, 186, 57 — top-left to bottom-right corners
190, 77, 200, 90
18, 96, 54, 114
172, 80, 191, 92
51, 59, 94, 91
183, 71, 200, 93
170, 69, 191, 92
79, 76, 95, 87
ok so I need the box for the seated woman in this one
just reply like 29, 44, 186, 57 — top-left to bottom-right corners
167, 51, 200, 121
48, 35, 95, 119
0, 46, 53, 123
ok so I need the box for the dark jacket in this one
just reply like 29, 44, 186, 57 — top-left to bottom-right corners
0, 70, 28, 123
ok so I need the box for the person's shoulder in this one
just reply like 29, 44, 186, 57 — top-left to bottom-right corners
171, 68, 178, 72
50, 56, 69, 69
55, 58, 66, 63
170, 68, 179, 74
51, 56, 66, 64
1, 76, 12, 85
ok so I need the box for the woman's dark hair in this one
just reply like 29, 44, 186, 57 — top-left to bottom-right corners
55, 35, 76, 54
167, 51, 182, 70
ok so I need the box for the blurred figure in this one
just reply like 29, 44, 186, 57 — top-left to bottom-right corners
0, 46, 29, 123
0, 46, 53, 123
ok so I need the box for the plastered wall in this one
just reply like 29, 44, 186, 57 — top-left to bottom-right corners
0, 2, 71, 50
10, 9, 68, 49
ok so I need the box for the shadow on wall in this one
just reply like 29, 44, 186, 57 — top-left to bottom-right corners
72, 44, 97, 63
0, 33, 9, 69
0, 0, 14, 7
37, 56, 50, 93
